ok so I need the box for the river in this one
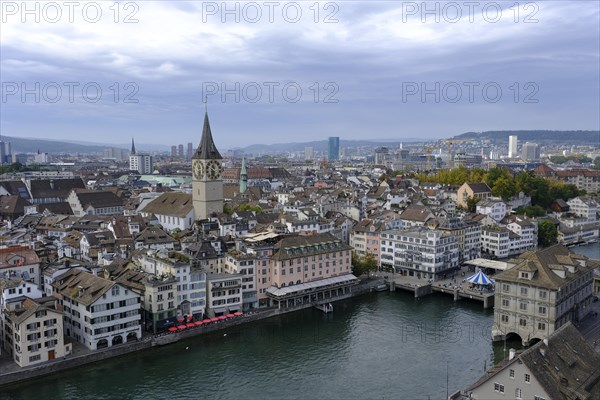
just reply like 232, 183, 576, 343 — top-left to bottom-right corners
3, 242, 598, 400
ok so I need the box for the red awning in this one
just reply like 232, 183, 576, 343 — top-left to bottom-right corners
186, 316, 193, 322
194, 321, 204, 326
226, 314, 235, 318
210, 317, 219, 322
202, 319, 212, 324
218, 315, 227, 320
186, 323, 195, 328
234, 311, 242, 316
177, 325, 187, 330
168, 327, 177, 332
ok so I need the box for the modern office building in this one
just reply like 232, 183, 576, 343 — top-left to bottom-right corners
328, 137, 340, 161
508, 135, 518, 158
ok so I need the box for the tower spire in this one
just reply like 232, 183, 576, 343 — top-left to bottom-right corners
131, 137, 136, 155
193, 112, 222, 160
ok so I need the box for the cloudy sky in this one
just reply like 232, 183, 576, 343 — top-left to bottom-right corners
1, 1, 599, 149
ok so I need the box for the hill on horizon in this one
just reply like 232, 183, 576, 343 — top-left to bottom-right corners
454, 130, 600, 144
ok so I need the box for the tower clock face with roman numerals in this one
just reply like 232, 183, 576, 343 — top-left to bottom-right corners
193, 160, 204, 179
206, 160, 222, 180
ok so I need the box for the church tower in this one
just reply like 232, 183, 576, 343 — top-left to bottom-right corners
192, 112, 223, 220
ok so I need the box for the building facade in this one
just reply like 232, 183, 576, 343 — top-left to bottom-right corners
380, 228, 460, 280
492, 245, 596, 345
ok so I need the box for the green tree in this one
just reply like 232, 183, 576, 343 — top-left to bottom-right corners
362, 253, 378, 277
492, 176, 516, 200
466, 196, 480, 213
351, 252, 364, 276
538, 220, 558, 247
593, 156, 600, 170
519, 205, 546, 217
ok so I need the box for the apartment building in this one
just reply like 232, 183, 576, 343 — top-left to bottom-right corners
52, 269, 142, 350
380, 228, 460, 280
3, 298, 72, 367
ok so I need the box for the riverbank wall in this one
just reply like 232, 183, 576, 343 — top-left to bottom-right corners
0, 279, 384, 388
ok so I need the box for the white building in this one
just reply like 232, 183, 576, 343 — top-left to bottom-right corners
224, 249, 258, 311
380, 228, 460, 280
139, 252, 207, 320
52, 269, 142, 350
139, 192, 195, 231
566, 196, 598, 222
129, 154, 154, 174
206, 273, 243, 317
476, 199, 507, 222
3, 299, 72, 368
508, 135, 518, 158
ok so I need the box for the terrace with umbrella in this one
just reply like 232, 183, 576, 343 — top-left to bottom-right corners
466, 270, 495, 292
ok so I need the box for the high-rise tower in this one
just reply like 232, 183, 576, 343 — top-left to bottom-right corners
240, 156, 248, 194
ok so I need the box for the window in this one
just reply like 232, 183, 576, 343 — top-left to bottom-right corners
29, 354, 41, 362
538, 322, 546, 331
519, 302, 527, 311
519, 318, 527, 327
515, 388, 522, 399
534, 396, 546, 400
111, 286, 120, 296
509, 369, 515, 378
539, 290, 547, 299
501, 315, 509, 323
520, 287, 528, 296
538, 306, 546, 314
493, 383, 504, 393
502, 299, 510, 307
525, 374, 531, 383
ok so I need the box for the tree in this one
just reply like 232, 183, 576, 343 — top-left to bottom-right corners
351, 252, 364, 276
492, 176, 516, 200
538, 220, 558, 247
466, 196, 480, 213
362, 253, 378, 277
593, 156, 600, 170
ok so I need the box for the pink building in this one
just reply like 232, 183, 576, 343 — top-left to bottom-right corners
265, 233, 358, 309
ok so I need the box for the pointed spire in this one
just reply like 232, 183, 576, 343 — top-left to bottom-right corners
131, 137, 136, 155
193, 112, 222, 160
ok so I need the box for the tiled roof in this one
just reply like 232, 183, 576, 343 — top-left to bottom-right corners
53, 269, 115, 306
494, 244, 593, 290
141, 192, 193, 218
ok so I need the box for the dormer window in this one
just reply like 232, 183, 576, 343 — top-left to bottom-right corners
520, 272, 529, 279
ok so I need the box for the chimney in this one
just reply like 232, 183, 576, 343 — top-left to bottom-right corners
509, 348, 516, 360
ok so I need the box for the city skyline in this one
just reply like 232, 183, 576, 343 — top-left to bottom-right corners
1, 1, 599, 148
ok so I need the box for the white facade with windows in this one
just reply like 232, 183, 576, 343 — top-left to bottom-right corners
52, 270, 141, 350
3, 304, 72, 368
380, 228, 459, 280
224, 252, 258, 311
129, 154, 153, 174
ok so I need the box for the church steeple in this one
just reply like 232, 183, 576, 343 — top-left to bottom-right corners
240, 156, 247, 194
131, 137, 136, 155
194, 112, 222, 160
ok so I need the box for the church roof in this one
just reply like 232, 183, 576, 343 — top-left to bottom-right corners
193, 112, 222, 160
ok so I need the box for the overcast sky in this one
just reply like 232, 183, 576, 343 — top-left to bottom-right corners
1, 1, 599, 150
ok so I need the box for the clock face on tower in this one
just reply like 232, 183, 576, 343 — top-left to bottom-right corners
193, 160, 204, 179
206, 160, 222, 180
